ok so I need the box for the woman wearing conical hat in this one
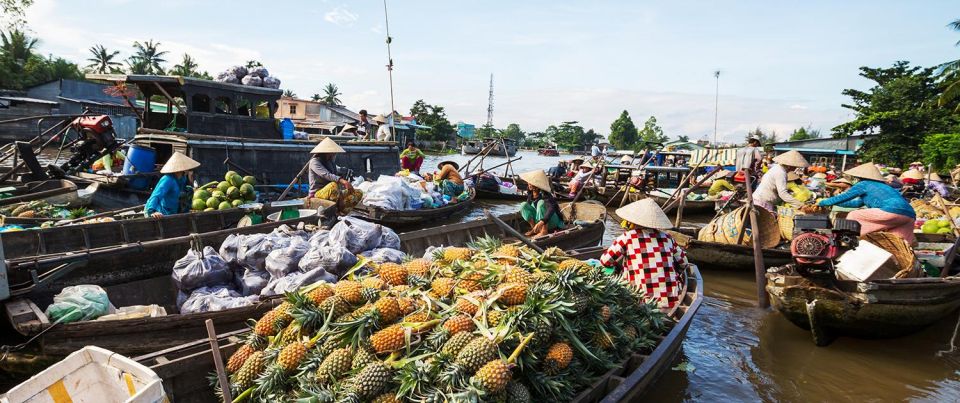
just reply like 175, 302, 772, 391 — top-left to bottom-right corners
817, 162, 916, 243
518, 169, 565, 237
752, 150, 810, 212
926, 172, 949, 198
309, 137, 361, 213
145, 151, 200, 218
600, 199, 689, 310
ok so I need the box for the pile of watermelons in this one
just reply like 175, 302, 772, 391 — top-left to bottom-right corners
191, 171, 257, 212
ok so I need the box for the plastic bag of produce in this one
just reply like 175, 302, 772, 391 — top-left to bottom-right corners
308, 229, 330, 247
219, 233, 242, 265
379, 226, 400, 250
226, 65, 248, 80
360, 248, 406, 264
241, 74, 263, 87
272, 224, 311, 242
44, 285, 111, 323
179, 286, 258, 314
260, 267, 337, 297
236, 268, 269, 296
299, 243, 358, 277
266, 237, 310, 279
249, 66, 269, 78
215, 71, 239, 84
237, 233, 292, 271
171, 246, 233, 291
329, 216, 382, 253
262, 76, 281, 89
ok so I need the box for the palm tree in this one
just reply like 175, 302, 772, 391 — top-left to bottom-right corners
245, 60, 263, 68
310, 93, 321, 102
86, 44, 122, 74
322, 83, 342, 105
938, 19, 960, 111
0, 29, 38, 66
677, 135, 690, 142
130, 39, 168, 75
282, 89, 296, 98
169, 53, 199, 77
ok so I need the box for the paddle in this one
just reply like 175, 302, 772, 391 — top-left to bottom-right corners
277, 160, 312, 201
484, 209, 544, 253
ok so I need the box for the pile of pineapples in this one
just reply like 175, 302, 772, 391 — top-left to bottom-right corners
220, 236, 668, 403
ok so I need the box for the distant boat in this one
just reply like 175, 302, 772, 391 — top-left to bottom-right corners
538, 146, 560, 156
461, 138, 518, 157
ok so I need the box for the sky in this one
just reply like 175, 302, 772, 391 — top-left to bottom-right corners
19, 0, 960, 143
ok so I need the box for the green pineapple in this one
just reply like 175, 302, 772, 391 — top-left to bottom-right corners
316, 348, 353, 384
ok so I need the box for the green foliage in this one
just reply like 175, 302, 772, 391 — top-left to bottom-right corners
525, 131, 548, 148
410, 99, 455, 141
546, 121, 591, 151
0, 29, 81, 90
85, 44, 122, 74
282, 89, 296, 98
168, 53, 211, 79
748, 127, 778, 145
502, 123, 524, 143
637, 116, 668, 145
833, 61, 960, 166
677, 135, 690, 142
608, 110, 637, 150
475, 123, 498, 139
322, 83, 341, 105
310, 93, 321, 102
788, 126, 820, 141
920, 133, 960, 170
1, 0, 32, 29
245, 60, 263, 68
129, 39, 167, 75
937, 19, 960, 111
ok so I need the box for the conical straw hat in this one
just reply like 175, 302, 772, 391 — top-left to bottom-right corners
373, 114, 388, 124
340, 124, 356, 133
519, 169, 552, 193
786, 172, 800, 181
311, 137, 346, 154
844, 162, 884, 181
929, 173, 943, 181
900, 169, 923, 180
616, 198, 673, 229
160, 151, 200, 174
772, 150, 809, 167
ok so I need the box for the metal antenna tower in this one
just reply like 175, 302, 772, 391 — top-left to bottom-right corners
486, 74, 494, 127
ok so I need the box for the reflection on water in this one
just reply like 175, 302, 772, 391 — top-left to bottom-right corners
426, 151, 960, 401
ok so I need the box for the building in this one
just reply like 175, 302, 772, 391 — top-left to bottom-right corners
770, 134, 874, 171
275, 97, 360, 135
25, 79, 140, 138
0, 91, 60, 142
663, 140, 706, 151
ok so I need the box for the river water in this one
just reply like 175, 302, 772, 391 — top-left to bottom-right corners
423, 150, 960, 402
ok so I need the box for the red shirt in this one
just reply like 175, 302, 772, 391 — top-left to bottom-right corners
600, 228, 688, 309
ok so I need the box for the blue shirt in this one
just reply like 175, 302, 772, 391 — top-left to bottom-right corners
145, 174, 186, 216
818, 180, 915, 219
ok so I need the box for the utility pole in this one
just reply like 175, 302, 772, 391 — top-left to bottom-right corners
383, 0, 397, 140
486, 74, 494, 128
713, 70, 720, 146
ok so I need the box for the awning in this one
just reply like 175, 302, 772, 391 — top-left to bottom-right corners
773, 147, 856, 155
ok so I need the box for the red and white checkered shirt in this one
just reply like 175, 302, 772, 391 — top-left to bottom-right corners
600, 228, 688, 309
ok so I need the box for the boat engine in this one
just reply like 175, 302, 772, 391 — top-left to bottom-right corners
790, 215, 861, 276
48, 115, 121, 177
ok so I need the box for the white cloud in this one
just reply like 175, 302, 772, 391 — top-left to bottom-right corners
324, 7, 359, 27
789, 104, 809, 110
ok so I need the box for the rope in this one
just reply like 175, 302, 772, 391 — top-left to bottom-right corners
936, 310, 960, 357
0, 315, 68, 362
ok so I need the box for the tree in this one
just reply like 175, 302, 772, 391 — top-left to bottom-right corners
168, 53, 211, 79
938, 19, 960, 111
525, 131, 548, 148
245, 60, 263, 68
637, 116, 669, 145
1, 0, 33, 29
409, 99, 454, 141
85, 44, 121, 74
501, 123, 524, 143
0, 28, 79, 89
608, 110, 637, 150
282, 89, 296, 98
677, 135, 690, 142
475, 124, 499, 139
310, 93, 321, 102
1, 28, 36, 64
789, 125, 821, 141
129, 40, 167, 75
920, 133, 960, 169
834, 61, 960, 166
548, 121, 586, 151
748, 127, 779, 145
583, 129, 603, 145
322, 83, 342, 105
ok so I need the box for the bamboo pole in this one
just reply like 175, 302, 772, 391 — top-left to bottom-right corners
205, 319, 233, 403
485, 209, 544, 253
278, 160, 312, 201
742, 169, 768, 307
662, 165, 722, 213
659, 149, 713, 211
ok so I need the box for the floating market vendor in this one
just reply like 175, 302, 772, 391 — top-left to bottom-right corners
400, 141, 425, 173
826, 177, 853, 196
817, 162, 916, 243
518, 169, 565, 237
752, 150, 809, 212
600, 198, 688, 310
735, 137, 763, 175
707, 170, 736, 197
900, 169, 925, 198
546, 161, 567, 180
565, 158, 585, 178
145, 151, 199, 218
927, 173, 950, 197
374, 115, 393, 142
567, 162, 595, 197
357, 110, 371, 139
339, 124, 357, 136
435, 160, 464, 201
309, 137, 361, 213
786, 172, 814, 203
884, 174, 902, 190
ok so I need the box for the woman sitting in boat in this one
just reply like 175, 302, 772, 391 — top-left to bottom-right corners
927, 173, 950, 198
899, 169, 925, 198
400, 141, 425, 173
435, 160, 464, 201
145, 152, 200, 218
309, 137, 361, 213
786, 172, 814, 203
707, 170, 736, 197
817, 162, 917, 243
567, 162, 595, 197
518, 169, 565, 237
600, 198, 688, 310
752, 150, 810, 212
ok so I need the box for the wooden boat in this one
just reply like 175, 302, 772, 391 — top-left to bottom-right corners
475, 186, 526, 201
538, 147, 560, 156
352, 188, 476, 228
648, 188, 718, 214
461, 138, 518, 157
399, 201, 608, 256
667, 228, 793, 271
0, 203, 320, 301
766, 267, 960, 346
0, 179, 98, 208
131, 246, 702, 403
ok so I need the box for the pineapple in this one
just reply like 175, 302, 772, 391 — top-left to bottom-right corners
230, 350, 265, 391
352, 345, 378, 370
396, 297, 416, 315
318, 295, 352, 319
498, 283, 527, 306
572, 293, 591, 314
484, 309, 505, 327
226, 344, 255, 374
306, 285, 335, 306
503, 267, 534, 285
334, 280, 364, 304
370, 324, 405, 354
379, 262, 408, 286
404, 258, 431, 276
544, 342, 573, 373
277, 322, 302, 346
404, 311, 431, 323
361, 277, 386, 290
375, 296, 402, 324
506, 381, 531, 403
431, 277, 456, 298
600, 305, 612, 323
453, 295, 480, 316
443, 314, 475, 335
253, 310, 282, 338
473, 360, 512, 393
440, 331, 475, 357
624, 326, 638, 340
316, 348, 353, 384
346, 362, 393, 400
371, 393, 401, 403
390, 284, 411, 295
558, 259, 591, 273
460, 271, 486, 292
593, 332, 614, 350
496, 244, 521, 258
443, 247, 473, 263
455, 337, 499, 373
531, 271, 552, 283
277, 341, 308, 373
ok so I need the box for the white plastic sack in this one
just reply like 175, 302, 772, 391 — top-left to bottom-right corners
262, 76, 282, 89
299, 243, 358, 277
360, 248, 406, 264
241, 74, 263, 87
237, 233, 292, 271
266, 238, 310, 279
329, 216, 382, 253
379, 226, 401, 250
260, 267, 337, 297
171, 246, 233, 291
180, 286, 258, 314
236, 268, 269, 296
249, 66, 269, 78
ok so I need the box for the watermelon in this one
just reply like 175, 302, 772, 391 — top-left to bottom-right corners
226, 186, 240, 199
206, 197, 220, 209
218, 201, 232, 210
231, 199, 244, 207
191, 199, 207, 211
242, 176, 256, 185
225, 171, 238, 181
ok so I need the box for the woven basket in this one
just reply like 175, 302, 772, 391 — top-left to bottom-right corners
777, 205, 803, 241
714, 206, 781, 249
697, 222, 717, 243
862, 231, 918, 275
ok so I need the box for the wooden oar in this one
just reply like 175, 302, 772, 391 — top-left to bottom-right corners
469, 156, 522, 177
277, 161, 311, 201
741, 169, 768, 308
485, 209, 544, 253
662, 165, 722, 213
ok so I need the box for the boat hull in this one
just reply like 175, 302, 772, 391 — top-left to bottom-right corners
351, 189, 476, 229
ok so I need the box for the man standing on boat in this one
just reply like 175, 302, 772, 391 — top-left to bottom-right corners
357, 110, 371, 140
752, 150, 809, 212
600, 198, 688, 310
735, 137, 763, 180
309, 137, 361, 213
518, 169, 565, 237
145, 152, 200, 218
